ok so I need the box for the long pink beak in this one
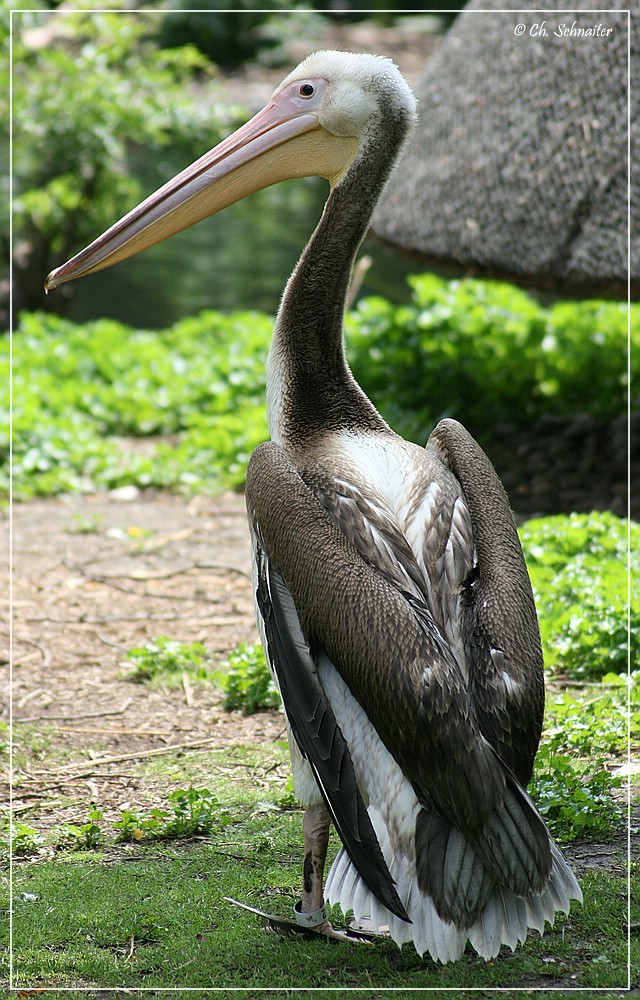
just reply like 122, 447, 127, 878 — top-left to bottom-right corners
45, 85, 357, 291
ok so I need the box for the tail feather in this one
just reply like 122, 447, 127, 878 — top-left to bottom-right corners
549, 840, 582, 911
479, 893, 501, 957
523, 884, 547, 934
415, 765, 554, 930
445, 831, 492, 921
483, 782, 551, 896
511, 892, 529, 950
325, 807, 582, 964
416, 810, 494, 926
351, 861, 371, 920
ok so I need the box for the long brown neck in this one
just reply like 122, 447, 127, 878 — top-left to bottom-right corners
266, 108, 410, 448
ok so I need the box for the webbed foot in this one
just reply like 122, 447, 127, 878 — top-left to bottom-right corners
224, 896, 381, 943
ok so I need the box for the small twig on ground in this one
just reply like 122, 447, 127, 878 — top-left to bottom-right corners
13, 638, 52, 667
14, 698, 133, 723
72, 563, 203, 582
126, 934, 136, 961
28, 735, 224, 774
16, 773, 140, 790
17, 688, 52, 709
26, 613, 245, 624
96, 633, 131, 650
12, 799, 64, 814
63, 556, 138, 595
63, 555, 226, 602
193, 561, 251, 579
134, 564, 206, 580
139, 526, 196, 552
182, 671, 194, 707
11, 651, 41, 666
49, 726, 172, 736
173, 955, 197, 972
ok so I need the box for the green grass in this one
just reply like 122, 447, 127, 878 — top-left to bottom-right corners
7, 652, 640, 998
6, 730, 637, 991
7, 845, 636, 990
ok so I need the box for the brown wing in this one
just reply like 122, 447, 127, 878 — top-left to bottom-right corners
429, 417, 545, 786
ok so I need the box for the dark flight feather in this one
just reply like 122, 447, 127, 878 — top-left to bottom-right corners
252, 537, 409, 923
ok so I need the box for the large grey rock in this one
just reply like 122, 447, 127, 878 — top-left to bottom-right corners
375, 1, 635, 299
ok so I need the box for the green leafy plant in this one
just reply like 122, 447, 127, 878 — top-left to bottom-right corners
163, 786, 229, 838
6, 310, 271, 499
531, 744, 623, 842
520, 512, 638, 678
347, 276, 635, 443
544, 672, 638, 758
114, 807, 169, 844
7, 821, 46, 854
7, 789, 230, 854
122, 637, 216, 687
529, 672, 634, 842
55, 802, 104, 850
218, 642, 280, 716
115, 787, 229, 842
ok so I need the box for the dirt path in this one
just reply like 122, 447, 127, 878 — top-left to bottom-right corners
6, 490, 286, 832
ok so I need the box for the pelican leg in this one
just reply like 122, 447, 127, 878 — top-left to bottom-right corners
290, 803, 372, 943
301, 802, 332, 917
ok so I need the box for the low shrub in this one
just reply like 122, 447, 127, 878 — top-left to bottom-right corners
5, 278, 635, 499
346, 275, 634, 444
217, 642, 281, 716
520, 511, 637, 679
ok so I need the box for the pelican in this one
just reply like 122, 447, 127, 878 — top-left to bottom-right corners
46, 50, 581, 962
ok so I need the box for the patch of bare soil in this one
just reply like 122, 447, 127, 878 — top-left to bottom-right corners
6, 490, 287, 834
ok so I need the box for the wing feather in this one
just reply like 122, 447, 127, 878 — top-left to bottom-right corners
252, 535, 409, 922
429, 419, 545, 785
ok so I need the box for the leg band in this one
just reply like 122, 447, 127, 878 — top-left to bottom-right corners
294, 899, 328, 928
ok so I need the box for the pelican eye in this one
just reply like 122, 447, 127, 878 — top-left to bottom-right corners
299, 82, 315, 98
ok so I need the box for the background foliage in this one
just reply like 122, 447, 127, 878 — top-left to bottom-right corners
5, 6, 241, 320
5, 277, 635, 499
347, 276, 632, 443
521, 511, 637, 679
